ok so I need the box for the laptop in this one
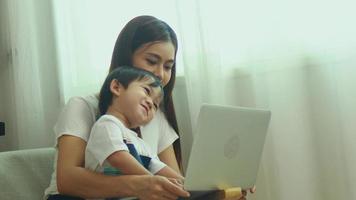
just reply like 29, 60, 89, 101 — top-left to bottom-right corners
182, 104, 271, 191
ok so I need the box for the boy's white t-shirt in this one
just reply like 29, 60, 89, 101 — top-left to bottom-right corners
85, 114, 166, 176
44, 94, 178, 199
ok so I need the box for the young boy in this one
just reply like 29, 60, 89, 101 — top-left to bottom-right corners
85, 66, 183, 199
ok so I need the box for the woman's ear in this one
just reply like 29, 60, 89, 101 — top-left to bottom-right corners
110, 79, 123, 96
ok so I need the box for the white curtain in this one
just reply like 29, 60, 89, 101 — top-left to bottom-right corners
52, 0, 184, 103
177, 0, 356, 200
0, 0, 182, 150
2, 1, 356, 199
0, 0, 60, 151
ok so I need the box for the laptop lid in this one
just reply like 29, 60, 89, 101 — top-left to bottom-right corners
183, 104, 271, 191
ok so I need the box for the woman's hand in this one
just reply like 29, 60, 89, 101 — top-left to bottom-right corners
133, 175, 190, 200
168, 177, 184, 187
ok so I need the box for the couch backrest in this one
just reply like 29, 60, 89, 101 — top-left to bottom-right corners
0, 147, 55, 200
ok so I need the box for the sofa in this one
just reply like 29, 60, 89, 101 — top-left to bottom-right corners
0, 147, 55, 200
0, 147, 241, 200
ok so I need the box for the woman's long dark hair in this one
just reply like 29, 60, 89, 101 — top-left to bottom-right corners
109, 16, 182, 169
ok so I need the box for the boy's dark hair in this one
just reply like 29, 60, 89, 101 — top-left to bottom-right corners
99, 66, 163, 116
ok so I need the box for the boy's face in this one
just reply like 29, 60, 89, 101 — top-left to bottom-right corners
115, 78, 162, 128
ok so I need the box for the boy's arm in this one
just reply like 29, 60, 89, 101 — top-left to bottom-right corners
107, 151, 152, 175
158, 145, 181, 174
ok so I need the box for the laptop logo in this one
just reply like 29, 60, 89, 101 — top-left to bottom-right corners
224, 135, 239, 159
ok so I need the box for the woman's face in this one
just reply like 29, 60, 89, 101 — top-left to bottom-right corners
132, 41, 175, 87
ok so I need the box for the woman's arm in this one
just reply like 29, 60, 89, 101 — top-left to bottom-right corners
158, 145, 181, 174
57, 135, 135, 198
57, 135, 190, 199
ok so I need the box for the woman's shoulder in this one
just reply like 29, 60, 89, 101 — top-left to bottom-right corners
66, 94, 99, 112
67, 94, 98, 107
59, 94, 99, 123
53, 94, 99, 142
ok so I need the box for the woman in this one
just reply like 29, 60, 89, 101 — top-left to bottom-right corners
45, 15, 252, 200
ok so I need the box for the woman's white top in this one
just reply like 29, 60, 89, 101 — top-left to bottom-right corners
44, 94, 178, 199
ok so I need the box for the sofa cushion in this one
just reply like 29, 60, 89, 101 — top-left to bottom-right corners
0, 148, 55, 200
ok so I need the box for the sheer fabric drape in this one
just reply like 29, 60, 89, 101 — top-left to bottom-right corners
177, 0, 356, 199
0, 0, 59, 150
